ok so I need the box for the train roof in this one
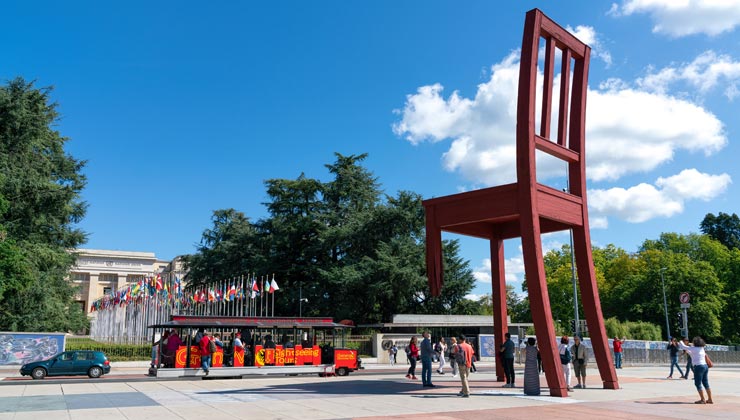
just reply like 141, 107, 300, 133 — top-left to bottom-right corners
148, 315, 351, 329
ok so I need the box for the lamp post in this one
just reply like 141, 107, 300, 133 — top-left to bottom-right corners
659, 267, 670, 340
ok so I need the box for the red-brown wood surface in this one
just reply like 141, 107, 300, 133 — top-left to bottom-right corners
422, 8, 618, 396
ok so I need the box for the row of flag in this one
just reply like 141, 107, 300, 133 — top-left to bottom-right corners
89, 273, 279, 312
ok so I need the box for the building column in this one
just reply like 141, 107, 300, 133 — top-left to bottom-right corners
86, 272, 99, 313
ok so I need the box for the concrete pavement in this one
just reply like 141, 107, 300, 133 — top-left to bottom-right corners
1, 363, 738, 419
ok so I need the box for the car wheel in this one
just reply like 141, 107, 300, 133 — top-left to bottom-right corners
31, 367, 46, 380
88, 366, 103, 378
336, 367, 349, 376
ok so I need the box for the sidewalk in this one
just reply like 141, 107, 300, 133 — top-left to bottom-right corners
1, 363, 738, 419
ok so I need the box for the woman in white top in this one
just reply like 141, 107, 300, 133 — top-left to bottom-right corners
558, 336, 573, 391
677, 336, 712, 404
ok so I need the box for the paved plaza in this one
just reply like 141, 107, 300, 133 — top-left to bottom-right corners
1, 363, 739, 419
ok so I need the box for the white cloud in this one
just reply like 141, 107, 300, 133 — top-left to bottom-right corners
566, 25, 612, 66
614, 0, 740, 37
589, 169, 731, 223
393, 52, 727, 185
637, 51, 740, 100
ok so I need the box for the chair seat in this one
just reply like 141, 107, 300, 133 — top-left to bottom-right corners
423, 182, 583, 240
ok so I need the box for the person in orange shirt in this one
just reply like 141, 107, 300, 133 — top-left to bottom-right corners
456, 334, 475, 397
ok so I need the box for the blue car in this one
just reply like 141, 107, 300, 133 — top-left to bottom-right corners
20, 350, 111, 379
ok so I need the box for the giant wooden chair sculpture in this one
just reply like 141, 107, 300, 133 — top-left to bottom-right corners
423, 9, 619, 397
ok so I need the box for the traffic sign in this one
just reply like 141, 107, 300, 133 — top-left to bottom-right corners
679, 292, 690, 304
680, 303, 691, 309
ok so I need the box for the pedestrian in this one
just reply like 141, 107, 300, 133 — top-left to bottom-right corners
523, 337, 540, 396
449, 337, 459, 378
677, 336, 713, 404
500, 332, 516, 387
613, 336, 625, 369
666, 337, 684, 379
683, 337, 693, 380
199, 331, 212, 376
420, 331, 434, 387
388, 341, 397, 366
165, 330, 183, 368
571, 335, 588, 388
457, 334, 475, 398
405, 336, 419, 380
435, 337, 447, 374
559, 336, 573, 391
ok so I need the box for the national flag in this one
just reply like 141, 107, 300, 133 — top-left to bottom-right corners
251, 277, 259, 298
264, 279, 270, 294
155, 274, 163, 291
229, 284, 237, 297
208, 289, 216, 302
269, 277, 279, 293
174, 276, 182, 296
132, 280, 141, 296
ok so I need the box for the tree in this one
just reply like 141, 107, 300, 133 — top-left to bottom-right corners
184, 153, 481, 323
700, 212, 740, 250
0, 78, 89, 332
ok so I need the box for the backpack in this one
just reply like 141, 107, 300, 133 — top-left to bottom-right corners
560, 347, 571, 364
208, 339, 217, 353
454, 344, 466, 365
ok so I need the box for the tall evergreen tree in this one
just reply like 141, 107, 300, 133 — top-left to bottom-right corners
0, 78, 88, 331
700, 212, 740, 250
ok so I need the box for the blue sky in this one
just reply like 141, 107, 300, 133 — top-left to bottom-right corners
4, 1, 740, 298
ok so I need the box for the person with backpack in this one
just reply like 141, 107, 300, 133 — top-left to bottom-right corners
449, 337, 459, 378
559, 336, 573, 391
199, 331, 214, 376
456, 334, 474, 397
435, 337, 447, 374
405, 336, 419, 380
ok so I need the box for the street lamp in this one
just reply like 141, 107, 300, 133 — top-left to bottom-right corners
659, 267, 670, 340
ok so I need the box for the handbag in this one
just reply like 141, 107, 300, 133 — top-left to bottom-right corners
705, 353, 713, 368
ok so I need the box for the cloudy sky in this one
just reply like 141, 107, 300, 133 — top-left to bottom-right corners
3, 1, 739, 298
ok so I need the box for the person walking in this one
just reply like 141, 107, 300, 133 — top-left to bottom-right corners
449, 337, 459, 378
667, 337, 685, 379
613, 336, 625, 369
420, 331, 434, 387
571, 335, 588, 388
199, 331, 212, 376
457, 334, 474, 397
677, 336, 713, 404
559, 336, 573, 391
388, 342, 397, 366
406, 336, 419, 380
682, 337, 693, 380
523, 337, 540, 396
435, 337, 447, 374
500, 332, 516, 387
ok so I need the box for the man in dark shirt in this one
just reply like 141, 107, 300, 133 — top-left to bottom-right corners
500, 332, 516, 387
420, 331, 435, 387
667, 337, 684, 379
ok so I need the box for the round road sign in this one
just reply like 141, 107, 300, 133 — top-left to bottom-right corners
679, 292, 690, 304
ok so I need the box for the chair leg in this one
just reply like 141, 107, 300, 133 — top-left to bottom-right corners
490, 237, 508, 383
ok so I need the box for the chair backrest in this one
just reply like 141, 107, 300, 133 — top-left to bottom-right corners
516, 9, 591, 198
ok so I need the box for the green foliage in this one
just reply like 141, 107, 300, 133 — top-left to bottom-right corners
700, 212, 740, 250
0, 78, 89, 332
66, 337, 150, 362
185, 153, 478, 324
604, 317, 660, 341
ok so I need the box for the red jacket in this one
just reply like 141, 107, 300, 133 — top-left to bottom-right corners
613, 340, 623, 353
199, 335, 212, 356
409, 343, 419, 359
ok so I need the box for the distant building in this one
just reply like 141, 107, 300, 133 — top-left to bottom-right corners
69, 249, 185, 314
